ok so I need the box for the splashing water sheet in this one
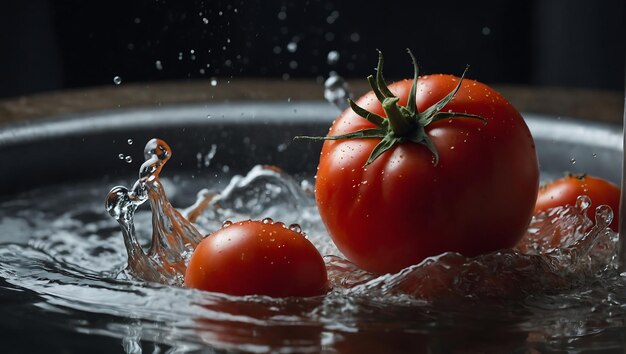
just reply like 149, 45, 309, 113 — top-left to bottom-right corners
1, 133, 626, 353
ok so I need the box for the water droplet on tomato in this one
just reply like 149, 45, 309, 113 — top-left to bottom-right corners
262, 217, 274, 224
222, 220, 233, 228
289, 224, 302, 233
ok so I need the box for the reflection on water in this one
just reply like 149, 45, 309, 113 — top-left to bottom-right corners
0, 138, 625, 352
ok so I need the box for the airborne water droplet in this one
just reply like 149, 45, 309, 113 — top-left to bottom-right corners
570, 158, 576, 164
125, 156, 133, 163
576, 195, 592, 212
210, 78, 218, 86
113, 76, 122, 85
324, 72, 353, 111
327, 50, 340, 65
287, 42, 297, 53
127, 139, 133, 145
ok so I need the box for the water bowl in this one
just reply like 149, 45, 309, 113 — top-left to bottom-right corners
0, 101, 624, 353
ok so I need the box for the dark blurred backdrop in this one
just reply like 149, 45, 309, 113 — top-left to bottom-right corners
0, 0, 624, 98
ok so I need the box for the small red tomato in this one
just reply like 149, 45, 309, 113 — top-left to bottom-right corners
184, 220, 328, 297
535, 174, 621, 231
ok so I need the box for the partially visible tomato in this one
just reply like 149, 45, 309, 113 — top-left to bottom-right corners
535, 174, 620, 231
313, 51, 539, 274
184, 219, 328, 297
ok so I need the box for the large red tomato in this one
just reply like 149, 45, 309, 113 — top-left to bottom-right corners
535, 174, 620, 231
315, 51, 539, 274
185, 220, 328, 297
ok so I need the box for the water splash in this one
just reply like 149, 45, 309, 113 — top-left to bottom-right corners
324, 72, 352, 111
107, 138, 619, 304
105, 138, 203, 285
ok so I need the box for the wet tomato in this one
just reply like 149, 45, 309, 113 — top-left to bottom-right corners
535, 174, 620, 231
313, 51, 539, 274
184, 219, 329, 297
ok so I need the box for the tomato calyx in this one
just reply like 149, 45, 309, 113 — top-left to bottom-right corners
300, 49, 486, 165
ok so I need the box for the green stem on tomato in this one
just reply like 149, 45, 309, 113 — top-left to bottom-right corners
297, 49, 487, 166
382, 97, 413, 137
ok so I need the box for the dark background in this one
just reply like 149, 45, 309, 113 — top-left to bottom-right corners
0, 0, 624, 99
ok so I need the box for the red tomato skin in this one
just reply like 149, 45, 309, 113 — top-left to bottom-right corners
316, 75, 539, 274
535, 174, 620, 231
184, 220, 328, 297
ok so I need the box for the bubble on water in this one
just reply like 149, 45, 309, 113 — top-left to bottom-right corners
155, 60, 163, 71
113, 76, 122, 85
287, 42, 297, 53
125, 156, 133, 163
327, 51, 340, 65
210, 78, 218, 86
